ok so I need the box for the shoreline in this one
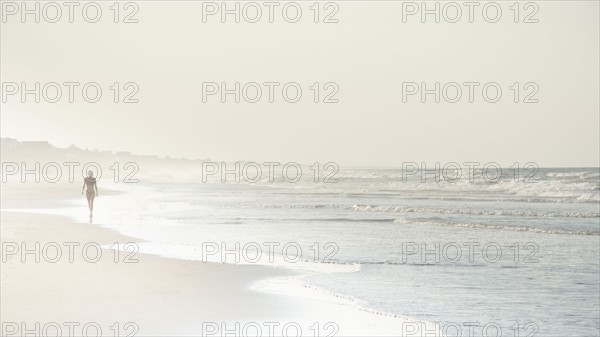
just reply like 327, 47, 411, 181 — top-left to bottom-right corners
1, 183, 422, 336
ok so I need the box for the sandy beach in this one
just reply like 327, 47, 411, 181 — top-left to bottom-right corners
3, 1, 599, 334
1, 183, 419, 336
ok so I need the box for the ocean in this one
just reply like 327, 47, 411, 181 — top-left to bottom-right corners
92, 167, 600, 336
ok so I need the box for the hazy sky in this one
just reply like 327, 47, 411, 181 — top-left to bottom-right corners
1, 1, 599, 167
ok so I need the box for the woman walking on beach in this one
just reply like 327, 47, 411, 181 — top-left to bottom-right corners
82, 170, 98, 217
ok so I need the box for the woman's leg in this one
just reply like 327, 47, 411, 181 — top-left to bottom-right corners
86, 192, 93, 215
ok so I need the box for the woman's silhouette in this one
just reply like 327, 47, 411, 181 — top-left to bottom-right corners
82, 170, 98, 217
